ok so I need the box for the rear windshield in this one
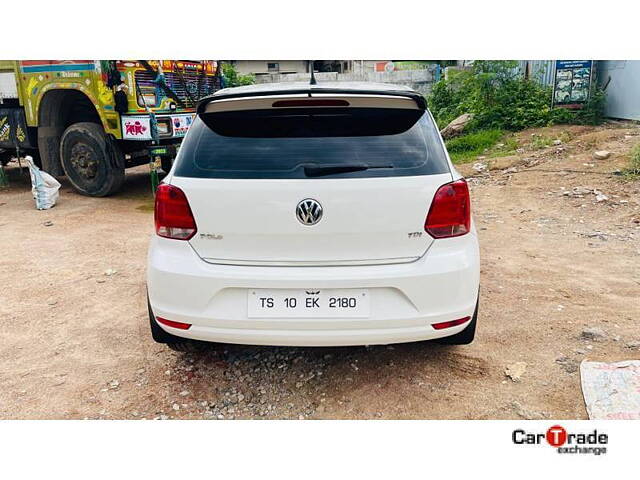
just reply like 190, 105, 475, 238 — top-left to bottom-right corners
173, 107, 450, 179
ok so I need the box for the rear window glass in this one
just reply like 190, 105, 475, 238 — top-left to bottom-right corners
173, 107, 450, 179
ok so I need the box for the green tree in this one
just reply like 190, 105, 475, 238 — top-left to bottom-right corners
221, 63, 255, 88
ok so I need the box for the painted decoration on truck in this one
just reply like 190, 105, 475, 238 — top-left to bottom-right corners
552, 60, 593, 108
172, 114, 194, 137
122, 116, 152, 140
0, 116, 10, 142
0, 109, 32, 148
19, 60, 96, 74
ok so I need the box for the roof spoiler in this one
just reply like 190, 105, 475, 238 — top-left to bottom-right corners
196, 87, 427, 114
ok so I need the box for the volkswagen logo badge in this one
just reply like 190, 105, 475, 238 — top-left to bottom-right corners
296, 198, 323, 226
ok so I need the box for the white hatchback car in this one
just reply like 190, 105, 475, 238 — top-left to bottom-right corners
147, 82, 480, 349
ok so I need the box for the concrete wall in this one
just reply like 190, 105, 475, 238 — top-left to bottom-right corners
598, 60, 640, 121
233, 60, 309, 75
234, 60, 392, 76
252, 68, 438, 96
349, 60, 392, 73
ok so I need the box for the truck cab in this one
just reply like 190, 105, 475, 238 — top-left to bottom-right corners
0, 60, 222, 196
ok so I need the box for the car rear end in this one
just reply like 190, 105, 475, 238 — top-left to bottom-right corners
147, 82, 480, 347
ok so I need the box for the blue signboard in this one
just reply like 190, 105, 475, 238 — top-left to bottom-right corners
553, 60, 594, 107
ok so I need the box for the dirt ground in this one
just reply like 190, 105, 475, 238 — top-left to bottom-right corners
1, 122, 639, 420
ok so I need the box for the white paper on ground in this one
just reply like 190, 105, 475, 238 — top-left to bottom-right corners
580, 360, 640, 420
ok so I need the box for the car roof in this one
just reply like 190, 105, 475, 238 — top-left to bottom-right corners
196, 81, 427, 113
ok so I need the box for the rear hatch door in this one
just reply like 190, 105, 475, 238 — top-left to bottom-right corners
171, 95, 453, 266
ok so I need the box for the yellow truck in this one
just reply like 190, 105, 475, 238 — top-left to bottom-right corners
0, 60, 221, 196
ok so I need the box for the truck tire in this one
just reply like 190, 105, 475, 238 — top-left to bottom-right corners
59, 122, 125, 196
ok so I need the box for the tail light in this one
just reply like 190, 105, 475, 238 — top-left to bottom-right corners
154, 184, 197, 240
432, 316, 471, 330
425, 179, 471, 238
156, 317, 191, 330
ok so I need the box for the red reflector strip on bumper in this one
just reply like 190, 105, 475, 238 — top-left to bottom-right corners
157, 317, 192, 330
431, 316, 471, 330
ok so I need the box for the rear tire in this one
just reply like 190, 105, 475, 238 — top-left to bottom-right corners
436, 298, 478, 345
59, 122, 125, 196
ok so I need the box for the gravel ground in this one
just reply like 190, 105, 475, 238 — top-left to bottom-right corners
1, 123, 639, 419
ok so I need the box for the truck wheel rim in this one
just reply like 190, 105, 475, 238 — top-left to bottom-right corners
70, 143, 98, 180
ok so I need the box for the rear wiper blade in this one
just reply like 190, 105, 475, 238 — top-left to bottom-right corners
303, 164, 393, 177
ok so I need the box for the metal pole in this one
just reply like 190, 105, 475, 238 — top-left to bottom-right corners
136, 77, 160, 195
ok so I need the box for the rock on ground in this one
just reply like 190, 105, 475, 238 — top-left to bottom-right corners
581, 327, 607, 342
593, 150, 611, 160
440, 114, 473, 139
510, 401, 547, 420
505, 362, 527, 382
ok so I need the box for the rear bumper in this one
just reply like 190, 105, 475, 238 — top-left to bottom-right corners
146, 233, 480, 347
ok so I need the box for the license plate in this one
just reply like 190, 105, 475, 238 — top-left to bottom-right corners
247, 288, 370, 318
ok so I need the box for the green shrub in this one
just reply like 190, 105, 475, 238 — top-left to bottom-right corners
428, 61, 606, 133
549, 89, 607, 126
471, 79, 554, 131
549, 107, 575, 124
575, 88, 607, 125
429, 77, 467, 129
221, 63, 255, 88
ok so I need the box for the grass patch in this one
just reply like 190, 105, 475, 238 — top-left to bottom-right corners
446, 129, 515, 163
529, 131, 571, 150
620, 143, 640, 179
630, 144, 640, 173
557, 131, 572, 143
530, 134, 553, 150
